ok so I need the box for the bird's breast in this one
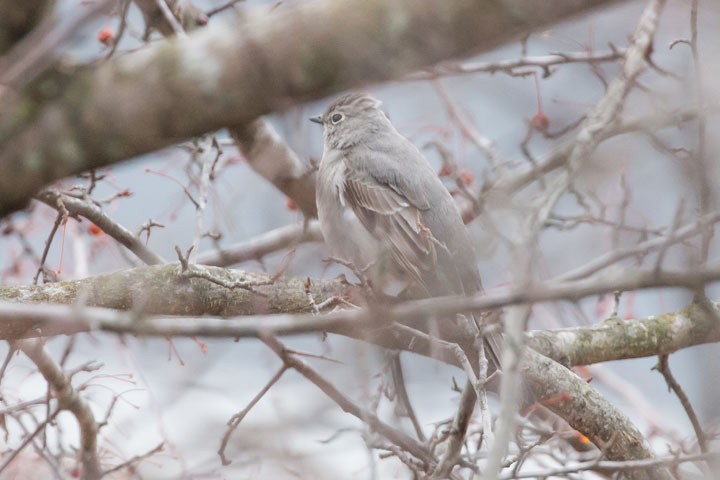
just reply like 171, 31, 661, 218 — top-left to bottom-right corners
317, 157, 379, 269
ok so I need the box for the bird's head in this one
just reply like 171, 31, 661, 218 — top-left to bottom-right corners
310, 93, 387, 150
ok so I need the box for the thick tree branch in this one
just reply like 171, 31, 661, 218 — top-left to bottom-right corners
527, 303, 720, 366
0, 287, 686, 474
0, 1, 111, 88
1, 263, 710, 475
525, 349, 672, 480
1, 264, 719, 366
229, 121, 318, 218
0, 0, 622, 218
524, 349, 670, 480
131, 1, 319, 219
0, 0, 51, 54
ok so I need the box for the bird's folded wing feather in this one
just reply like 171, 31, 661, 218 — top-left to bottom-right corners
342, 165, 438, 289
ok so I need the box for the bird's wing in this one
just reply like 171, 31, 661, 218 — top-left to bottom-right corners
342, 164, 438, 290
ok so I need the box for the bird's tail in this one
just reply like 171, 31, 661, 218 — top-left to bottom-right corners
474, 312, 537, 407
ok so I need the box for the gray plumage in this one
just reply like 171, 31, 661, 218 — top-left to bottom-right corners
313, 93, 501, 369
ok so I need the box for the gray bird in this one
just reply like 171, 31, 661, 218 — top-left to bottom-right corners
312, 93, 501, 370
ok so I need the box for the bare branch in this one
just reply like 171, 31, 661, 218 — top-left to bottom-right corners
3, 262, 720, 358
558, 211, 720, 282
432, 381, 477, 478
260, 334, 435, 468
0, 0, 52, 54
0, 1, 112, 88
527, 301, 720, 366
0, 0, 626, 218
33, 211, 64, 285
197, 221, 322, 267
412, 48, 626, 80
101, 442, 164, 477
189, 136, 215, 263
0, 407, 60, 475
523, 349, 671, 480
500, 452, 720, 479
531, 0, 665, 231
654, 355, 707, 453
230, 120, 318, 218
218, 365, 288, 465
17, 339, 102, 480
387, 353, 426, 442
36, 189, 165, 266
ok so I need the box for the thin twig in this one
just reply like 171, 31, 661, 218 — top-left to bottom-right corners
410, 48, 626, 80
654, 355, 707, 454
17, 339, 102, 479
0, 408, 61, 475
218, 365, 288, 465
388, 352, 426, 442
102, 442, 164, 476
104, 0, 132, 60
499, 451, 720, 479
153, 0, 186, 37
431, 81, 502, 173
688, 0, 712, 264
206, 0, 245, 17
33, 212, 64, 285
260, 334, 434, 467
432, 381, 476, 478
0, 0, 112, 88
189, 136, 215, 263
36, 189, 165, 266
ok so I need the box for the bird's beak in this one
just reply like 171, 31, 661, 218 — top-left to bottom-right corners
309, 115, 323, 125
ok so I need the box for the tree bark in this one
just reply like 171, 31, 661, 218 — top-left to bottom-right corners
0, 0, 622, 218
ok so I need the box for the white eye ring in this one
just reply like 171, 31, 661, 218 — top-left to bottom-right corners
331, 113, 344, 124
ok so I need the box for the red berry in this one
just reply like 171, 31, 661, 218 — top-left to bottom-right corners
531, 112, 550, 131
97, 28, 114, 45
285, 198, 298, 211
458, 169, 474, 186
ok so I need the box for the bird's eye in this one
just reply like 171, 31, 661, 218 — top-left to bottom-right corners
331, 113, 344, 124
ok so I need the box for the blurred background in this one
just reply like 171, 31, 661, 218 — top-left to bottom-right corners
1, 0, 720, 478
